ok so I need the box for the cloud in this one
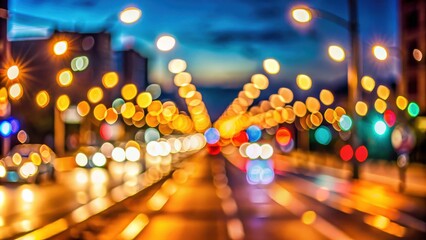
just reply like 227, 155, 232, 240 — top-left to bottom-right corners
209, 28, 319, 46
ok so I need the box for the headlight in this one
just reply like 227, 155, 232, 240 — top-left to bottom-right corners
19, 162, 38, 178
75, 153, 88, 167
0, 165, 6, 178
92, 153, 106, 167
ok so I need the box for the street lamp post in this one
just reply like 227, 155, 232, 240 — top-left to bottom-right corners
291, 0, 362, 179
347, 0, 362, 179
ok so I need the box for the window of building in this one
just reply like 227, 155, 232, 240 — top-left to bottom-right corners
405, 10, 419, 30
407, 76, 418, 95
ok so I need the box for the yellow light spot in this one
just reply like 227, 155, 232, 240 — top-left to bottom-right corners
132, 110, 144, 121
174, 72, 192, 86
53, 40, 68, 55
145, 112, 159, 127
324, 108, 334, 124
57, 69, 73, 87
36, 90, 50, 108
243, 83, 260, 99
361, 76, 375, 92
178, 84, 196, 99
301, 211, 316, 225
30, 152, 42, 166
119, 7, 142, 24
77, 101, 90, 117
319, 89, 334, 106
334, 106, 346, 121
102, 72, 119, 88
293, 101, 307, 117
377, 85, 390, 100
168, 59, 187, 74
0, 87, 8, 103
292, 7, 312, 23
251, 74, 269, 90
105, 108, 118, 124
355, 101, 368, 116
93, 104, 107, 121
396, 96, 408, 110
372, 215, 390, 230
12, 153, 22, 165
87, 87, 103, 104
306, 97, 321, 113
263, 58, 280, 74
56, 94, 70, 111
136, 92, 152, 108
9, 83, 23, 100
121, 102, 136, 119
374, 98, 387, 114
269, 94, 285, 109
156, 35, 176, 52
147, 100, 163, 116
7, 65, 19, 80
296, 74, 312, 90
121, 84, 138, 101
310, 112, 323, 126
278, 87, 294, 103
328, 45, 345, 62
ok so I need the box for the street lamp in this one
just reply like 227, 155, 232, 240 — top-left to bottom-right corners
328, 45, 346, 62
291, 7, 312, 23
156, 35, 176, 52
6, 65, 19, 80
291, 0, 362, 179
53, 40, 68, 56
372, 45, 388, 61
119, 7, 142, 24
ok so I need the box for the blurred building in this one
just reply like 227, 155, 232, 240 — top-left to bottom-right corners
11, 31, 112, 101
10, 32, 113, 145
113, 49, 148, 92
0, 0, 8, 65
399, 0, 426, 114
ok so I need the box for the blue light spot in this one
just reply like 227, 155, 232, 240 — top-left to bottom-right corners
246, 125, 262, 142
0, 121, 12, 137
204, 127, 220, 144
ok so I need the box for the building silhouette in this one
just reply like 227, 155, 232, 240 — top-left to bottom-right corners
399, 0, 425, 114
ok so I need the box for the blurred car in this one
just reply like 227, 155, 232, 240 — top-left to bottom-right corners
0, 144, 56, 184
74, 146, 107, 168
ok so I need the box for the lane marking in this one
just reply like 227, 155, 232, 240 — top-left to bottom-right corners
268, 182, 353, 240
16, 218, 68, 240
117, 214, 149, 240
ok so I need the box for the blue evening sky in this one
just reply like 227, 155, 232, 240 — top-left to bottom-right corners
9, 0, 399, 91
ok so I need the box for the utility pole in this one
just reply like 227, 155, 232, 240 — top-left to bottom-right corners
348, 0, 361, 179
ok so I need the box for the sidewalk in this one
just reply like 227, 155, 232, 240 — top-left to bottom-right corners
274, 150, 426, 197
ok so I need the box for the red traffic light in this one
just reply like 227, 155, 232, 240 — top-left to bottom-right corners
340, 144, 353, 161
355, 145, 368, 162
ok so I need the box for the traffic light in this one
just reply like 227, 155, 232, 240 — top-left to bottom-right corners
374, 120, 387, 135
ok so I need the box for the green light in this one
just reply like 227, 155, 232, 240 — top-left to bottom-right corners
374, 120, 387, 135
314, 126, 332, 145
338, 115, 352, 131
71, 56, 89, 72
407, 102, 420, 117
112, 98, 125, 114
